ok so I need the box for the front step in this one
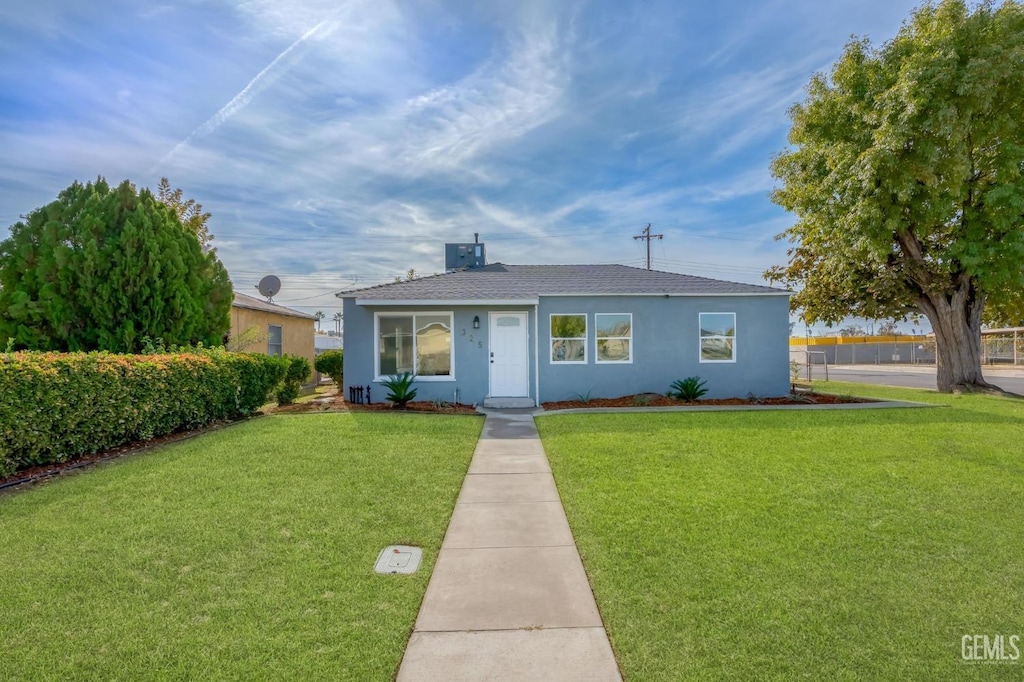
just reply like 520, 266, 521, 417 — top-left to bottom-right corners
482, 397, 536, 409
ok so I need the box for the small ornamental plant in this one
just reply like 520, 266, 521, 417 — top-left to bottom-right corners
668, 376, 708, 402
383, 373, 418, 408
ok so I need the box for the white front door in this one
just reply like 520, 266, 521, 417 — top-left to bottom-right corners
489, 312, 529, 397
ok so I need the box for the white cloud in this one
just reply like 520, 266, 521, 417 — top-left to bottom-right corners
673, 53, 828, 160
0, 0, 932, 316
153, 18, 337, 171
323, 20, 570, 181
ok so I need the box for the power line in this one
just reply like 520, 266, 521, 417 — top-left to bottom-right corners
655, 258, 767, 274
213, 229, 621, 243
228, 271, 394, 281
211, 221, 773, 245
267, 289, 344, 302
632, 224, 664, 270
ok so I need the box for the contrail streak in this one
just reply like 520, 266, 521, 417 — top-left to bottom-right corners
153, 20, 331, 171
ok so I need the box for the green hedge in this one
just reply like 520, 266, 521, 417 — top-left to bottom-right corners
314, 349, 343, 386
0, 350, 287, 477
276, 355, 312, 406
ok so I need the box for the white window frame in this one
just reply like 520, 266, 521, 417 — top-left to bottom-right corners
374, 311, 455, 381
595, 313, 633, 364
698, 312, 737, 364
549, 313, 588, 364
267, 324, 283, 357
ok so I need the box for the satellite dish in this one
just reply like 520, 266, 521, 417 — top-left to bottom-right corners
257, 275, 281, 301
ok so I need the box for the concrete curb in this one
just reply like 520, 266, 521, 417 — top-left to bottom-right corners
829, 363, 1024, 377
482, 399, 935, 418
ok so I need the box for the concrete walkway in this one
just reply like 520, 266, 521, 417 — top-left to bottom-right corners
397, 411, 621, 681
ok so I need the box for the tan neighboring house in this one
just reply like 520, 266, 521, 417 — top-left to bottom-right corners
229, 292, 315, 366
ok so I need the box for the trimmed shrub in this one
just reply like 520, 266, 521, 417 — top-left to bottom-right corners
314, 349, 343, 386
275, 381, 301, 406
285, 355, 311, 384
0, 350, 287, 477
276, 355, 312, 406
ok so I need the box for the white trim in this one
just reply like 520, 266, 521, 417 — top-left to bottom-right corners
698, 312, 737, 364
549, 313, 588, 364
268, 324, 283, 357
346, 293, 790, 303
374, 311, 456, 381
533, 304, 540, 404
538, 292, 791, 298
488, 311, 531, 398
594, 313, 633, 364
356, 298, 539, 306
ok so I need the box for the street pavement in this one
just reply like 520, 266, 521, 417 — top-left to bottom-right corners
824, 365, 1024, 394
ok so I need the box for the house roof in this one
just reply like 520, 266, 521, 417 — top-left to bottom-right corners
337, 264, 788, 302
232, 292, 317, 320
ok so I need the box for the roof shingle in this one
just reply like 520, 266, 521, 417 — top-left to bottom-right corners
338, 264, 787, 301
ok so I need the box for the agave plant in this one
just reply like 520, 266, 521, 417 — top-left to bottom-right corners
383, 372, 418, 408
668, 376, 708, 402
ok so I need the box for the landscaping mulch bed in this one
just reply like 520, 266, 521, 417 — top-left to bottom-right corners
347, 400, 480, 415
270, 391, 478, 415
541, 391, 873, 411
277, 389, 872, 415
270, 393, 351, 414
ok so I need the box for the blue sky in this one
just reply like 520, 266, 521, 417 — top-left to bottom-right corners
0, 0, 927, 331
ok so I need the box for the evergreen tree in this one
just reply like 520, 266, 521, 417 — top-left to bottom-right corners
156, 177, 214, 249
0, 178, 233, 352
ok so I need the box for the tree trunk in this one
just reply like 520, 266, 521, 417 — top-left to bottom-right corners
916, 280, 992, 393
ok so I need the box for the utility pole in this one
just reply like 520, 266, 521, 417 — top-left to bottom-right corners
633, 223, 663, 270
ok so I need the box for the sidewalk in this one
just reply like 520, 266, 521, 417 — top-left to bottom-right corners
397, 411, 621, 681
829, 363, 1024, 377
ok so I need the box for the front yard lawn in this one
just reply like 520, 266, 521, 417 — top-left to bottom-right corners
537, 384, 1024, 680
0, 413, 482, 680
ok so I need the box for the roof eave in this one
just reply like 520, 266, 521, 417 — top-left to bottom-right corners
231, 302, 316, 319
354, 298, 540, 306
536, 291, 792, 297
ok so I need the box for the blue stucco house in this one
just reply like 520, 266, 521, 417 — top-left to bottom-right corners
337, 262, 792, 407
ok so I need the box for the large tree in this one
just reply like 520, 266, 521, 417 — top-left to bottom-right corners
768, 0, 1024, 393
0, 178, 233, 352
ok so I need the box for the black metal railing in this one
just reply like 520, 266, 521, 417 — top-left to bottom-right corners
348, 385, 372, 404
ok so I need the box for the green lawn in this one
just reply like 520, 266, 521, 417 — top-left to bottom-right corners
537, 384, 1024, 681
0, 413, 482, 680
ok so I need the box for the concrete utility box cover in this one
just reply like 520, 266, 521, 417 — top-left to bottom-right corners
374, 545, 423, 574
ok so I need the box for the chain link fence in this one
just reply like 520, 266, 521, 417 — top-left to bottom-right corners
981, 334, 1024, 365
793, 341, 936, 367
789, 349, 828, 383
791, 333, 1023, 369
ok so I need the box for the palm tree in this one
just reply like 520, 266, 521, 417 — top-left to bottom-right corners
332, 312, 342, 334
314, 310, 324, 331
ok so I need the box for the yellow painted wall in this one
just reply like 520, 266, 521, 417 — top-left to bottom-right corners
790, 335, 930, 347
230, 306, 315, 367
